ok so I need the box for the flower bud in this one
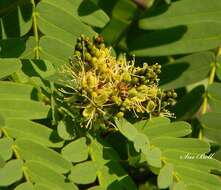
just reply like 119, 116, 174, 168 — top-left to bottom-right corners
128, 88, 137, 97
116, 112, 124, 118
75, 51, 81, 57
123, 73, 132, 82
131, 77, 139, 84
146, 100, 156, 113
85, 52, 92, 61
76, 43, 82, 50
111, 96, 122, 105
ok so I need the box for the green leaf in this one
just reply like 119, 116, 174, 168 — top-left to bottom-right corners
134, 117, 170, 130
0, 159, 23, 186
172, 86, 205, 120
0, 155, 5, 168
37, 0, 95, 45
101, 0, 137, 45
19, 59, 56, 79
0, 38, 26, 58
145, 147, 162, 168
163, 150, 221, 173
176, 166, 221, 190
116, 118, 163, 167
34, 184, 51, 190
14, 182, 34, 190
0, 137, 13, 161
43, 0, 78, 16
62, 137, 88, 163
15, 139, 71, 174
101, 18, 129, 45
0, 81, 34, 100
4, 118, 63, 148
88, 186, 103, 190
142, 121, 192, 140
89, 138, 137, 190
214, 149, 221, 162
0, 114, 4, 127
115, 118, 139, 141
133, 133, 150, 154
78, 0, 109, 28
25, 161, 78, 190
0, 99, 50, 119
208, 82, 221, 101
112, 0, 137, 21
20, 36, 36, 59
0, 58, 21, 79
139, 0, 221, 30
164, 0, 171, 4
160, 52, 214, 89
57, 120, 76, 141
216, 56, 221, 80
208, 83, 221, 112
117, 118, 154, 166
119, 118, 220, 189
130, 23, 221, 56
187, 184, 208, 190
0, 0, 18, 12
151, 137, 210, 153
69, 161, 97, 184
39, 36, 72, 67
14, 59, 56, 87
157, 163, 174, 188
173, 181, 186, 190
200, 112, 221, 144
0, 2, 33, 39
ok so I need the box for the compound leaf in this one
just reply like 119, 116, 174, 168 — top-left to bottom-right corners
116, 118, 221, 189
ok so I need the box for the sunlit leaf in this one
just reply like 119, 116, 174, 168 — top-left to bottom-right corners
15, 139, 71, 174
62, 137, 88, 163
69, 161, 97, 184
139, 0, 221, 30
0, 137, 13, 161
130, 23, 221, 56
25, 161, 78, 190
160, 52, 214, 89
0, 159, 23, 186
0, 58, 21, 78
157, 163, 173, 188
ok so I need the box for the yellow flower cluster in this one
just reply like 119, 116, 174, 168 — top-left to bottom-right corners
61, 35, 176, 128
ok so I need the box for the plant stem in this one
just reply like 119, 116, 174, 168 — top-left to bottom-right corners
208, 64, 216, 85
31, 0, 40, 59
1, 128, 31, 182
199, 48, 220, 139
202, 60, 218, 115
201, 63, 216, 115
162, 158, 180, 182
